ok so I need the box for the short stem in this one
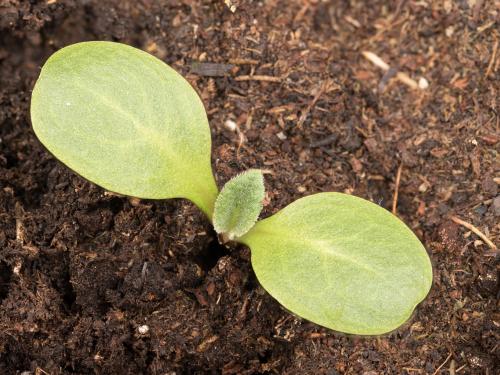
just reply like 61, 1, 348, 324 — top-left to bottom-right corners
218, 232, 231, 244
190, 177, 219, 222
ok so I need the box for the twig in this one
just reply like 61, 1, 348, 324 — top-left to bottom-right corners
396, 72, 419, 89
362, 51, 421, 90
392, 163, 403, 215
16, 218, 24, 244
229, 58, 259, 65
432, 353, 452, 375
297, 80, 330, 128
344, 15, 361, 28
485, 37, 498, 78
450, 216, 497, 250
236, 128, 246, 158
363, 51, 389, 70
310, 134, 337, 148
224, 119, 247, 159
15, 202, 25, 244
293, 2, 310, 24
235, 75, 282, 82
477, 21, 496, 33
35, 368, 51, 375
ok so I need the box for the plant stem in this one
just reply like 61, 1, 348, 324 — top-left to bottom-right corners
190, 178, 219, 222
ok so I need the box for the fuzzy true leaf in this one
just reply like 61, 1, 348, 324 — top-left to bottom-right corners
213, 170, 265, 240
239, 193, 433, 335
31, 42, 218, 217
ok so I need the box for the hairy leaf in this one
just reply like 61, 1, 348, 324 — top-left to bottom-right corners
239, 193, 433, 335
31, 42, 218, 217
213, 169, 265, 240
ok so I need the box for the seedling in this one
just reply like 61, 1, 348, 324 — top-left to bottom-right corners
31, 42, 432, 335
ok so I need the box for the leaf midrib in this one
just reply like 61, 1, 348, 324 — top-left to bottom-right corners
247, 228, 382, 275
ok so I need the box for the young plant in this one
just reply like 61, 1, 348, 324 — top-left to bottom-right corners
31, 42, 432, 335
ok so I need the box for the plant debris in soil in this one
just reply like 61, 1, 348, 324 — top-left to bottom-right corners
0, 1, 499, 374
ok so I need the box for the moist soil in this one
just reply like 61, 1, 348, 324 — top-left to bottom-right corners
0, 1, 499, 374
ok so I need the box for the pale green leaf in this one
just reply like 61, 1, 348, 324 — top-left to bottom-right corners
31, 41, 218, 217
213, 169, 265, 240
239, 193, 433, 335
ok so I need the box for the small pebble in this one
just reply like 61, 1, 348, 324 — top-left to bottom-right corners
473, 204, 487, 215
224, 119, 237, 132
276, 131, 287, 140
138, 325, 149, 335
418, 77, 429, 89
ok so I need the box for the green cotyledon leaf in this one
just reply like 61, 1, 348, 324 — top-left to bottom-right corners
239, 192, 433, 335
31, 41, 218, 218
213, 169, 265, 241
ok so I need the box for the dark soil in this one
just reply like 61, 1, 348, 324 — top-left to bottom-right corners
0, 1, 499, 374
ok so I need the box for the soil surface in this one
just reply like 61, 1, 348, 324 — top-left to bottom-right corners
0, 1, 499, 374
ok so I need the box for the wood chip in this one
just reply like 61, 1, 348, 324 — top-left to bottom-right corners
224, 0, 237, 13
190, 62, 234, 77
197, 335, 219, 352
